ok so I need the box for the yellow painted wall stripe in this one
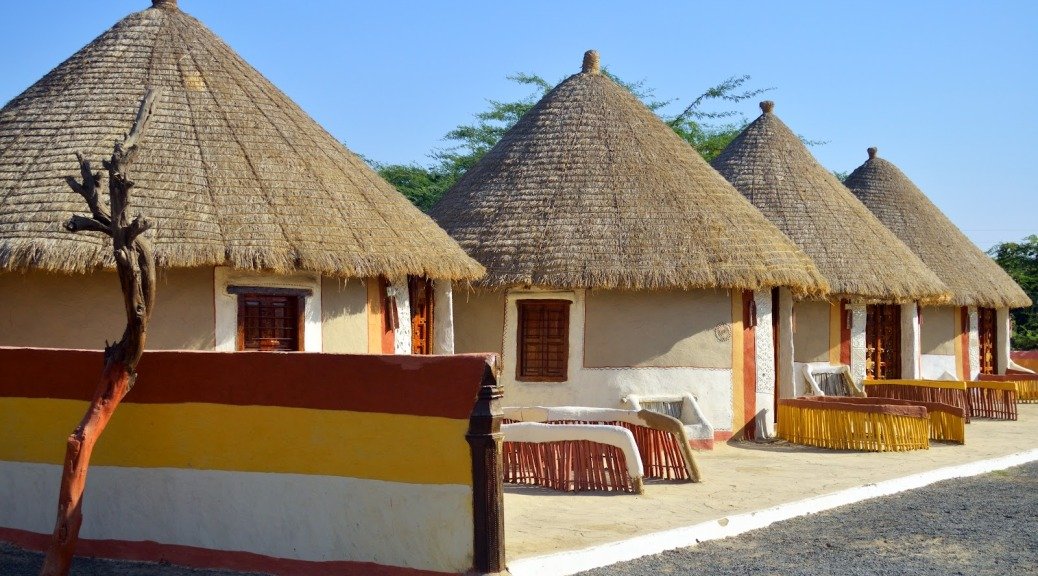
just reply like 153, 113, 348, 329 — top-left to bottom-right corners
0, 399, 470, 485
953, 307, 965, 379
828, 301, 841, 366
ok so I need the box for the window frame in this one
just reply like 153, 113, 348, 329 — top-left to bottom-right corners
515, 299, 571, 382
229, 286, 311, 352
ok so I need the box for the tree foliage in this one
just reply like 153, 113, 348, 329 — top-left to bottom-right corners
989, 235, 1038, 350
372, 72, 770, 210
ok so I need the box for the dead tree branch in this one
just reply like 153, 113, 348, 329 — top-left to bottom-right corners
39, 89, 160, 576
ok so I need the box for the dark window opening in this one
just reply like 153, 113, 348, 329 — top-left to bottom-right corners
516, 299, 570, 381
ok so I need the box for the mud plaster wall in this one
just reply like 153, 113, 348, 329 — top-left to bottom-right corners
501, 289, 735, 433
0, 268, 215, 350
754, 290, 776, 432
968, 307, 980, 379
793, 300, 830, 363
850, 305, 867, 385
583, 289, 732, 368
453, 289, 505, 357
320, 278, 368, 354
901, 303, 921, 379
433, 281, 455, 354
920, 306, 956, 355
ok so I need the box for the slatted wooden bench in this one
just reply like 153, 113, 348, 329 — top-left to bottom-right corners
864, 379, 970, 422
502, 422, 645, 493
777, 396, 931, 452
504, 406, 700, 482
979, 372, 1037, 404
966, 380, 1019, 420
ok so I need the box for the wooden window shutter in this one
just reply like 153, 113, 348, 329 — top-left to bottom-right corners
516, 299, 570, 382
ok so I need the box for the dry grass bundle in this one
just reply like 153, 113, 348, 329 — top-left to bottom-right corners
845, 148, 1029, 308
430, 51, 828, 296
712, 103, 950, 304
0, 0, 483, 281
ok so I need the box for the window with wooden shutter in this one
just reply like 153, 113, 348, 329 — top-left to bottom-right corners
230, 286, 309, 352
516, 299, 570, 381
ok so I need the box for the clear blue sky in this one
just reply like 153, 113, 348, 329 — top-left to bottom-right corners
2, 0, 1034, 250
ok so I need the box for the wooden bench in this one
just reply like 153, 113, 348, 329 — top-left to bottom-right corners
777, 396, 931, 452
864, 379, 970, 422
504, 406, 700, 482
502, 422, 644, 493
979, 372, 1037, 404
966, 380, 1019, 420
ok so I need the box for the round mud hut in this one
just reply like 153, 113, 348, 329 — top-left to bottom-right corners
711, 102, 950, 394
845, 147, 1031, 379
430, 51, 829, 443
0, 0, 483, 354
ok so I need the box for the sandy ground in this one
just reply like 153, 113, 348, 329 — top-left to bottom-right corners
505, 403, 1038, 561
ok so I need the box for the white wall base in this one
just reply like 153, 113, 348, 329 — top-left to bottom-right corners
0, 461, 472, 572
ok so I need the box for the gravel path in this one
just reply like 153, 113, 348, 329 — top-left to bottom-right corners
2, 463, 1035, 575
577, 461, 1038, 576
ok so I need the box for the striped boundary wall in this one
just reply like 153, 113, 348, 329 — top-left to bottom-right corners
0, 348, 505, 575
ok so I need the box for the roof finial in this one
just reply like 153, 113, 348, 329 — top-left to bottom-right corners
582, 50, 600, 74
152, 0, 178, 9
867, 147, 878, 159
760, 101, 774, 114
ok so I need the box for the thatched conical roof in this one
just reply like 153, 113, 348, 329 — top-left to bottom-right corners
429, 52, 828, 295
711, 102, 950, 304
0, 0, 483, 280
845, 148, 1030, 308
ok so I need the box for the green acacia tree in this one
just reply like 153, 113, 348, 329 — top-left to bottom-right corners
372, 72, 770, 210
989, 235, 1038, 350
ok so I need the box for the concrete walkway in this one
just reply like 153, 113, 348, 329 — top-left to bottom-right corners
504, 404, 1038, 575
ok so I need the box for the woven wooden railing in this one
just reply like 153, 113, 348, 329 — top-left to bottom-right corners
978, 373, 1037, 404
502, 439, 641, 493
834, 396, 965, 444
966, 380, 1018, 420
777, 397, 930, 452
864, 379, 970, 422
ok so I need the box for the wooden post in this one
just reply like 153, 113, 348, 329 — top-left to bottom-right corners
466, 357, 509, 576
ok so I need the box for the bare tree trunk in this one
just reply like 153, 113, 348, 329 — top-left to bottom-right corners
39, 90, 159, 576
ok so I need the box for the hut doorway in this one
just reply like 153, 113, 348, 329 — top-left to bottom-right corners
865, 304, 901, 380
978, 307, 998, 375
409, 276, 435, 355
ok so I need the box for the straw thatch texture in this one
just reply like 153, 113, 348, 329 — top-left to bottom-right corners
844, 149, 1030, 308
711, 104, 950, 304
430, 53, 828, 294
0, 1, 482, 280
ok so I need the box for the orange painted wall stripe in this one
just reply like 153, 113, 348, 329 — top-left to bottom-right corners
959, 307, 971, 379
731, 292, 745, 436
0, 348, 491, 419
0, 398, 471, 485
741, 291, 756, 439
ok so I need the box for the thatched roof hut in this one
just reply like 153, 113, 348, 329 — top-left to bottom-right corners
845, 148, 1030, 308
430, 52, 828, 295
711, 102, 950, 304
0, 0, 482, 281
